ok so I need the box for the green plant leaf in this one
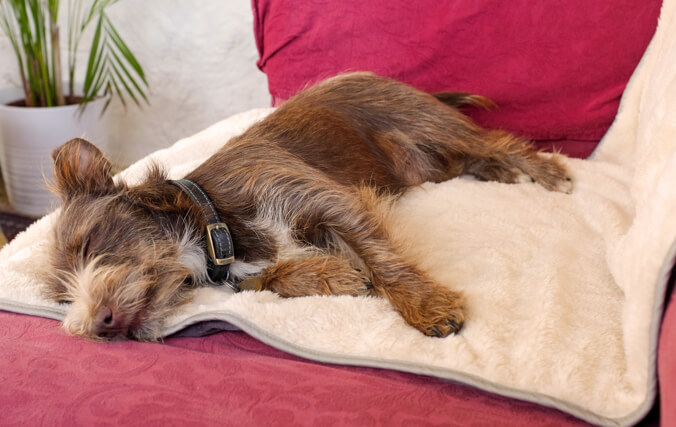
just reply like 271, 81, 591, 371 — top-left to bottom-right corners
0, 3, 28, 92
106, 69, 126, 108
103, 14, 147, 86
108, 54, 141, 107
82, 13, 104, 97
84, 55, 110, 102
107, 41, 148, 104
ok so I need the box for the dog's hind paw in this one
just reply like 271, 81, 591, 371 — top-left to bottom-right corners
525, 155, 573, 194
555, 176, 573, 194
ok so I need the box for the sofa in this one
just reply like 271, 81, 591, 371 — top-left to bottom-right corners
0, 1, 672, 425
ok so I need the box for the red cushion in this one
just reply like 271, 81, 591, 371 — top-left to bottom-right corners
252, 0, 660, 158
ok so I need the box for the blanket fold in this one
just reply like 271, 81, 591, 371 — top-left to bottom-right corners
1, 2, 675, 425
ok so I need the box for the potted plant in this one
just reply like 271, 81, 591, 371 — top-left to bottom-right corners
0, 0, 147, 216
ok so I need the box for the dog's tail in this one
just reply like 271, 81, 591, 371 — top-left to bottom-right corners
433, 92, 497, 110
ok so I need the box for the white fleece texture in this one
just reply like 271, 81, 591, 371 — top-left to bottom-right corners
1, 2, 675, 425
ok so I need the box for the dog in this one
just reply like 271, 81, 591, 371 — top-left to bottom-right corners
42, 72, 572, 341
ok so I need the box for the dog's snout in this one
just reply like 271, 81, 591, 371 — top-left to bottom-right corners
93, 305, 124, 338
100, 306, 114, 325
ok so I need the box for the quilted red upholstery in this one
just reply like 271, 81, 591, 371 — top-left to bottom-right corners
253, 0, 660, 158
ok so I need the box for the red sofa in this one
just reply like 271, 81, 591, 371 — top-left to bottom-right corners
0, 1, 669, 425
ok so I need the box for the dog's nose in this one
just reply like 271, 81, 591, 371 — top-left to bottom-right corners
93, 305, 124, 338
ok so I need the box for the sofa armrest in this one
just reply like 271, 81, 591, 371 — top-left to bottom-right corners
658, 269, 676, 424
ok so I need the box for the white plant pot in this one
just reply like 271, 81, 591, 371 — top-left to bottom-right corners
0, 87, 109, 217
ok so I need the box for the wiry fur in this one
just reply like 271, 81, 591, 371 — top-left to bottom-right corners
42, 72, 572, 341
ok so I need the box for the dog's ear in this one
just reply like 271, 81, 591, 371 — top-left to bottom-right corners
50, 138, 115, 199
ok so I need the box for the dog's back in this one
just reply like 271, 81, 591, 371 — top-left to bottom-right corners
205, 72, 492, 195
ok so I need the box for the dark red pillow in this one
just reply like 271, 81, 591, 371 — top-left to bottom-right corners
252, 0, 660, 158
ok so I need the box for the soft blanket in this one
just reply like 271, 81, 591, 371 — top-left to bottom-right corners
1, 1, 675, 425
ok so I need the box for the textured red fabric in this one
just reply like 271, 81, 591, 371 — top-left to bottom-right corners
253, 0, 660, 158
659, 276, 676, 426
0, 311, 590, 425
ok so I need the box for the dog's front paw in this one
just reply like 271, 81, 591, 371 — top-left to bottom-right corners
261, 255, 375, 298
418, 291, 465, 338
409, 288, 465, 337
325, 265, 375, 296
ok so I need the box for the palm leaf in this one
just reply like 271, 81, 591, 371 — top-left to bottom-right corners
27, 0, 54, 106
80, 10, 148, 113
108, 56, 141, 107
107, 40, 148, 104
84, 55, 110, 102
105, 70, 126, 108
82, 13, 105, 97
103, 14, 147, 86
0, 2, 32, 104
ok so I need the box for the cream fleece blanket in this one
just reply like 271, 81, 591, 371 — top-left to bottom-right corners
2, 2, 676, 425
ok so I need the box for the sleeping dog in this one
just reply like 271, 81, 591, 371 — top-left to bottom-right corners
42, 72, 572, 341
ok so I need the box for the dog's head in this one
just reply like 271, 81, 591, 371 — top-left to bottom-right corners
43, 138, 206, 341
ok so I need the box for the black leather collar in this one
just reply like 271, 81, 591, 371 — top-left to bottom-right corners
170, 179, 237, 291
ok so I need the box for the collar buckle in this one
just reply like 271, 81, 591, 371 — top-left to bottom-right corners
206, 222, 235, 266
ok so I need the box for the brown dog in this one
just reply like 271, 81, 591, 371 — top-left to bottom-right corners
42, 72, 571, 341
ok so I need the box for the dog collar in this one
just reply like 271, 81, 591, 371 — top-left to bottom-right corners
170, 179, 236, 290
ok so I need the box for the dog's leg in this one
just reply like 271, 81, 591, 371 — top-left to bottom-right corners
430, 90, 571, 191
368, 126, 571, 194
349, 236, 465, 338
297, 190, 465, 337
461, 130, 572, 193
259, 254, 374, 297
